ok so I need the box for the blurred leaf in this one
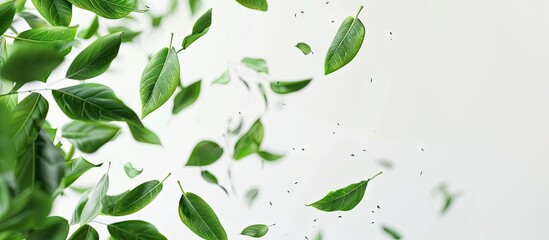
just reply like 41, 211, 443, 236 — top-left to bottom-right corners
182, 8, 211, 49
258, 83, 267, 108
245, 187, 259, 207
325, 6, 365, 75
270, 79, 311, 94
78, 15, 98, 39
188, 0, 201, 15
123, 162, 142, 178
8, 93, 48, 155
236, 0, 267, 12
173, 80, 201, 114
68, 224, 99, 240
112, 175, 169, 216
18, 12, 50, 28
108, 26, 141, 42
241, 57, 268, 74
30, 0, 72, 26
62, 121, 120, 153
0, 1, 16, 35
381, 225, 401, 240
140, 47, 180, 118
186, 140, 223, 167
127, 122, 162, 145
212, 70, 230, 85
1, 46, 64, 84
234, 119, 263, 160
15, 0, 25, 12
307, 172, 382, 212
66, 32, 122, 80
257, 150, 283, 162
27, 216, 69, 240
0, 189, 52, 232
201, 170, 228, 195
108, 220, 167, 240
63, 157, 102, 188
178, 185, 227, 240
228, 117, 243, 136
241, 224, 269, 238
295, 42, 312, 55
67, 0, 136, 19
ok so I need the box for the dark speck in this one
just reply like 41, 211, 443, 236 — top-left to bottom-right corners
333, 131, 335, 134
421, 148, 424, 151
238, 112, 241, 114
338, 216, 342, 218
305, 237, 309, 240
293, 148, 295, 150
326, 1, 329, 4
313, 219, 317, 222
370, 78, 373, 83
363, 149, 366, 152
337, 123, 340, 126
377, 205, 380, 209
351, 154, 355, 157
371, 221, 375, 224
331, 20, 335, 23
294, 181, 298, 184
420, 171, 423, 176
300, 11, 304, 13
302, 148, 305, 151
390, 32, 392, 35
372, 210, 375, 213
294, 13, 297, 18
269, 202, 273, 206
287, 190, 290, 193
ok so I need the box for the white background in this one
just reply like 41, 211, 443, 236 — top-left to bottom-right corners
13, 0, 549, 239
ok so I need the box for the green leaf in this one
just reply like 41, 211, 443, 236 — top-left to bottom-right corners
52, 83, 141, 125
270, 79, 311, 94
30, 0, 72, 26
108, 220, 167, 240
0, 1, 16, 35
234, 119, 263, 160
245, 187, 259, 207
295, 42, 313, 55
173, 80, 201, 114
307, 171, 382, 212
77, 173, 109, 224
381, 225, 401, 240
257, 83, 267, 108
28, 216, 69, 240
0, 189, 52, 232
8, 93, 48, 155
66, 32, 123, 80
178, 184, 227, 240
1, 46, 64, 84
212, 70, 230, 85
315, 231, 323, 240
108, 26, 140, 42
200, 170, 228, 195
15, 26, 77, 54
182, 8, 211, 49
123, 162, 142, 178
15, 0, 25, 12
236, 0, 267, 12
186, 140, 223, 167
241, 57, 268, 74
42, 121, 57, 142
127, 122, 162, 145
68, 224, 99, 240
188, 0, 202, 16
18, 12, 51, 28
257, 150, 283, 161
140, 47, 180, 118
441, 195, 453, 214
240, 224, 269, 238
62, 121, 120, 153
111, 176, 168, 216
63, 157, 102, 187
33, 130, 65, 193
100, 191, 128, 215
78, 15, 98, 39
70, 191, 89, 224
324, 6, 365, 75
67, 0, 136, 19
228, 117, 243, 136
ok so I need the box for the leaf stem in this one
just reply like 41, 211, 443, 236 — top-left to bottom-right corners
368, 171, 383, 181
161, 172, 172, 183
92, 220, 108, 226
356, 5, 365, 18
268, 223, 277, 227
176, 48, 184, 54
177, 180, 186, 194
107, 162, 112, 175
169, 33, 174, 48
0, 88, 51, 98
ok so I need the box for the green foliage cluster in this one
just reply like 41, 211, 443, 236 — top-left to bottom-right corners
0, 0, 408, 239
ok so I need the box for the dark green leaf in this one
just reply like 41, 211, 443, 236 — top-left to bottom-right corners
324, 6, 365, 75
234, 119, 263, 160
182, 8, 211, 49
127, 122, 162, 145
76, 173, 108, 224
240, 224, 269, 238
78, 15, 98, 39
241, 57, 268, 74
67, 0, 136, 19
123, 162, 142, 178
112, 175, 169, 216
212, 70, 230, 85
30, 0, 72, 26
201, 170, 228, 195
307, 172, 382, 212
245, 187, 259, 207
140, 47, 180, 118
18, 12, 50, 28
295, 42, 313, 55
186, 140, 223, 167
62, 121, 120, 153
178, 187, 227, 240
108, 220, 167, 240
66, 32, 123, 80
108, 26, 140, 42
68, 224, 99, 240
381, 225, 401, 240
33, 130, 65, 193
1, 46, 64, 84
270, 79, 311, 94
63, 157, 102, 187
0, 189, 52, 232
257, 150, 283, 161
100, 191, 128, 215
28, 216, 69, 240
8, 93, 48, 155
236, 0, 267, 12
0, 1, 16, 35
173, 80, 201, 114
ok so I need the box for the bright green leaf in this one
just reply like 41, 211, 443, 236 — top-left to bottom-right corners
14, 26, 77, 55
62, 121, 120, 153
234, 119, 263, 160
270, 79, 311, 94
108, 220, 167, 240
295, 42, 313, 55
63, 157, 102, 187
182, 8, 211, 49
66, 32, 123, 80
257, 150, 283, 161
67, 0, 136, 19
178, 185, 227, 240
127, 122, 162, 145
188, 0, 201, 16
324, 6, 365, 75
186, 140, 223, 167
241, 57, 268, 74
236, 0, 267, 12
31, 0, 72, 26
240, 224, 269, 238
173, 80, 201, 114
140, 47, 180, 118
78, 15, 98, 39
68, 224, 99, 240
111, 175, 169, 216
123, 162, 142, 178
